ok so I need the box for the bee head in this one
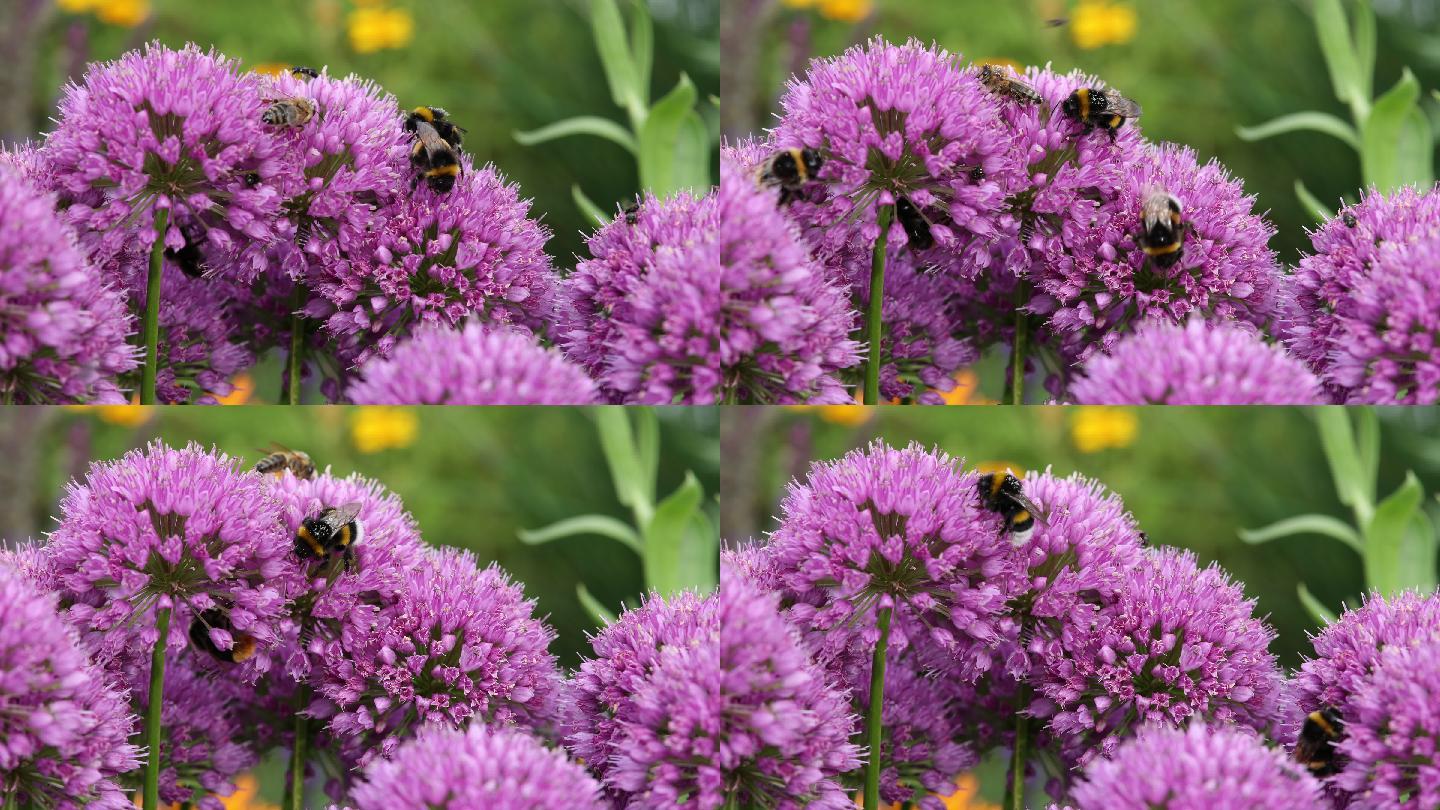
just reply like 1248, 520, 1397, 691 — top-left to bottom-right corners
1061, 89, 1083, 118
799, 148, 824, 177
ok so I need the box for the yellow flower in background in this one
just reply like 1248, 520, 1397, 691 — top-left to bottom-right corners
781, 0, 873, 22
784, 404, 875, 426
853, 773, 999, 809
67, 401, 154, 428
1070, 0, 1138, 49
1070, 406, 1138, 453
939, 369, 997, 405
350, 407, 417, 453
347, 6, 414, 54
250, 63, 291, 77
56, 0, 150, 27
220, 774, 278, 810
56, 0, 101, 11
214, 374, 255, 406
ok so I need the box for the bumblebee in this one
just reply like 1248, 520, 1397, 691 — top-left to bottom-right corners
404, 106, 465, 193
255, 445, 316, 480
1294, 707, 1344, 777
756, 147, 824, 205
969, 166, 986, 183
978, 64, 1043, 105
1062, 87, 1142, 140
262, 96, 316, 128
1138, 189, 1186, 268
1342, 212, 1358, 228
295, 502, 362, 572
977, 472, 1046, 546
895, 195, 935, 250
621, 202, 641, 225
289, 66, 320, 80
188, 609, 256, 664
165, 220, 208, 279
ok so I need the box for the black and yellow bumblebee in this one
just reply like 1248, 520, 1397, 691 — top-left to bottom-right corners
1138, 189, 1186, 268
404, 106, 465, 193
978, 64, 1043, 106
1342, 212, 1358, 228
295, 502, 363, 572
255, 445, 316, 480
289, 66, 320, 80
188, 608, 257, 664
977, 472, 1046, 546
165, 220, 208, 279
1294, 707, 1344, 777
756, 147, 824, 206
621, 201, 641, 225
1062, 87, 1142, 141
895, 195, 935, 250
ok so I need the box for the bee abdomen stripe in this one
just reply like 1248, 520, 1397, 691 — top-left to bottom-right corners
1143, 241, 1183, 256
1308, 711, 1337, 736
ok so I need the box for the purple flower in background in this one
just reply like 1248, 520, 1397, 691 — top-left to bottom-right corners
1070, 318, 1326, 404
0, 165, 137, 403
0, 563, 139, 810
1032, 548, 1283, 769
348, 321, 600, 404
346, 723, 604, 810
312, 547, 562, 767
41, 441, 291, 676
718, 155, 858, 404
43, 42, 285, 280
1336, 637, 1440, 809
717, 577, 859, 809
1067, 723, 1322, 810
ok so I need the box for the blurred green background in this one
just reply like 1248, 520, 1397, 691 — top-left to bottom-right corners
1, 0, 719, 263
0, 406, 721, 667
719, 405, 1440, 668
722, 0, 1440, 261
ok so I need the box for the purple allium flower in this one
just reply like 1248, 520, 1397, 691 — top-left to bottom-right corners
1067, 723, 1323, 810
718, 154, 859, 404
1335, 637, 1440, 809
41, 441, 291, 677
43, 42, 285, 280
348, 321, 600, 404
1031, 548, 1283, 768
560, 191, 721, 404
0, 563, 140, 810
762, 441, 1014, 682
718, 577, 860, 809
0, 165, 136, 403
1069, 318, 1326, 404
346, 723, 604, 810
309, 158, 557, 369
311, 547, 562, 767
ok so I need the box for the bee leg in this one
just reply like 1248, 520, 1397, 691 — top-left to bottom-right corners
343, 547, 356, 573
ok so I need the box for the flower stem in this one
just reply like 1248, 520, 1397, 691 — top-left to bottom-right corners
143, 607, 171, 810
1004, 684, 1031, 810
284, 285, 305, 405
1008, 286, 1029, 406
862, 605, 893, 810
863, 204, 894, 406
141, 207, 169, 405
286, 686, 309, 810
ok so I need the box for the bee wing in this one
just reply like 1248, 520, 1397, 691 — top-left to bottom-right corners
1108, 93, 1142, 117
1010, 492, 1050, 526
328, 502, 363, 526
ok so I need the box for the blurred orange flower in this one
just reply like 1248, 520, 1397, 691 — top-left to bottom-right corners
214, 374, 255, 406
1070, 406, 1138, 453
347, 6, 414, 53
67, 399, 154, 427
58, 0, 150, 27
781, 0, 873, 23
1070, 0, 1138, 49
786, 403, 875, 426
939, 369, 996, 405
852, 773, 999, 809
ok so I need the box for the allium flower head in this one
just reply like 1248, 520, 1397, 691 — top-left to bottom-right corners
313, 547, 562, 766
1067, 723, 1322, 810
44, 42, 285, 280
717, 154, 858, 403
1032, 548, 1282, 767
0, 564, 139, 810
42, 441, 291, 676
1336, 637, 1440, 809
346, 723, 604, 810
717, 577, 859, 809
348, 321, 600, 404
1070, 318, 1326, 404
848, 254, 976, 403
0, 165, 136, 403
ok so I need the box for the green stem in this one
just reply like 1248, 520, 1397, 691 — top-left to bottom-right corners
141, 207, 170, 405
1008, 288, 1030, 406
287, 686, 310, 810
863, 205, 894, 406
1004, 685, 1031, 810
285, 285, 305, 405
143, 607, 171, 810
862, 606, 893, 810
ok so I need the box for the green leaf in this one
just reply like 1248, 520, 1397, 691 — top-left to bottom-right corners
1313, 0, 1364, 111
1235, 112, 1360, 149
1363, 471, 1425, 595
638, 74, 699, 197
1353, 0, 1376, 99
1398, 510, 1437, 591
1295, 179, 1334, 223
629, 0, 653, 107
1356, 407, 1380, 503
680, 510, 720, 591
634, 408, 659, 506
1361, 69, 1422, 192
572, 185, 609, 228
671, 111, 713, 192
577, 583, 617, 626
642, 472, 705, 596
589, 0, 643, 119
1316, 408, 1372, 524
1238, 514, 1362, 553
513, 116, 638, 155
1298, 582, 1339, 626
596, 409, 651, 524
1397, 107, 1435, 189
518, 514, 642, 553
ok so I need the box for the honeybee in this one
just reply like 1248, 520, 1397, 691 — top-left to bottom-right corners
289, 66, 320, 80
295, 502, 362, 572
262, 97, 316, 128
895, 195, 935, 250
188, 609, 256, 664
978, 64, 1043, 105
404, 106, 465, 193
1062, 87, 1142, 140
977, 472, 1047, 546
1138, 189, 1186, 268
1294, 707, 1344, 777
756, 147, 824, 206
255, 445, 316, 480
